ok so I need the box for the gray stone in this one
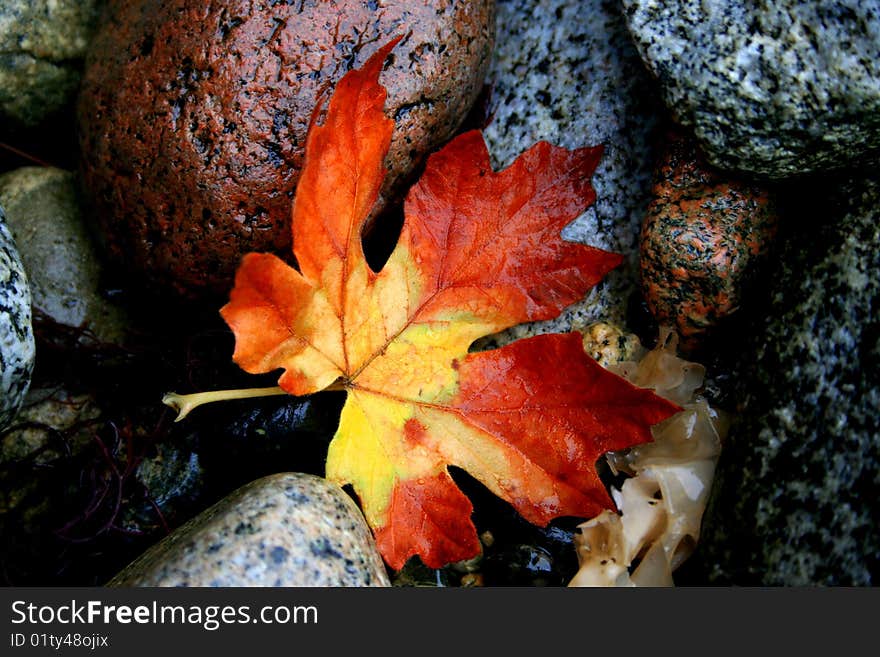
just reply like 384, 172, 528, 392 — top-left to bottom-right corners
0, 55, 82, 127
119, 439, 205, 534
108, 472, 390, 587
622, 0, 880, 178
0, 205, 35, 430
479, 0, 663, 344
695, 174, 880, 585
0, 0, 103, 127
0, 387, 99, 465
0, 167, 130, 344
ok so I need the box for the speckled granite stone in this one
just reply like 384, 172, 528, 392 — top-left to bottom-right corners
108, 473, 390, 587
480, 0, 663, 342
621, 0, 880, 178
695, 175, 880, 585
640, 131, 779, 352
0, 167, 130, 344
0, 0, 102, 127
0, 205, 35, 431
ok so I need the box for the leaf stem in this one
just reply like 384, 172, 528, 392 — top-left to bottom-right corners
162, 386, 288, 422
162, 380, 350, 422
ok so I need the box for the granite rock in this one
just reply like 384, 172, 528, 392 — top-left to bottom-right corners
0, 205, 35, 430
695, 174, 880, 585
480, 0, 663, 344
77, 0, 495, 299
639, 132, 779, 352
0, 167, 131, 344
0, 0, 102, 128
109, 472, 390, 587
622, 0, 880, 178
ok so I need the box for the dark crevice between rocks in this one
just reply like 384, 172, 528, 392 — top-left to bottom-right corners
0, 296, 345, 585
0, 118, 80, 171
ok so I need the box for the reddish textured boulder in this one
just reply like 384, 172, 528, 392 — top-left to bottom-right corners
639, 131, 778, 351
77, 0, 495, 299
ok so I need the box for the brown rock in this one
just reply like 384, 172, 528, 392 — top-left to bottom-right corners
639, 131, 778, 351
77, 0, 496, 299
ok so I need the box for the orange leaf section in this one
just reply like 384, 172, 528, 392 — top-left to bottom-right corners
221, 39, 681, 570
222, 38, 400, 396
374, 471, 479, 571
371, 333, 679, 569
451, 333, 675, 527
292, 37, 398, 298
399, 130, 621, 329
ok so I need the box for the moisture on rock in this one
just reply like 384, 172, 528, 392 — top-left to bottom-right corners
0, 205, 35, 430
694, 174, 880, 585
0, 0, 103, 128
77, 0, 496, 299
108, 472, 391, 587
0, 167, 131, 345
639, 132, 778, 352
621, 0, 880, 178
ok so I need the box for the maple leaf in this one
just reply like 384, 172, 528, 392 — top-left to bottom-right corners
218, 40, 680, 570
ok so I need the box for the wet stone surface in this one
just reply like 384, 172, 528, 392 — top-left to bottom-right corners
0, 345, 345, 586
622, 0, 880, 178
0, 205, 34, 430
0, 167, 131, 345
109, 472, 391, 587
77, 0, 495, 300
0, 0, 103, 129
639, 131, 779, 353
691, 173, 880, 585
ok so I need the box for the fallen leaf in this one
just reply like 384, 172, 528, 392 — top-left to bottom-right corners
220, 39, 680, 569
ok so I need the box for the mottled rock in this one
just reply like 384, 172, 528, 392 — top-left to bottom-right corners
696, 174, 880, 585
0, 205, 35, 430
109, 472, 390, 586
480, 0, 663, 344
0, 167, 131, 344
639, 132, 778, 351
77, 0, 495, 299
0, 0, 102, 128
580, 321, 643, 368
622, 0, 880, 178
